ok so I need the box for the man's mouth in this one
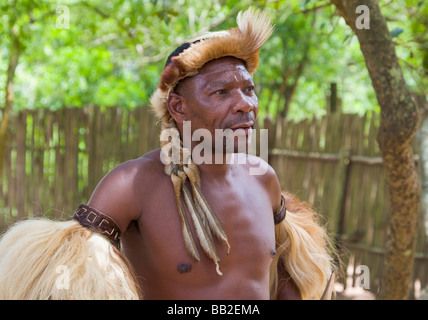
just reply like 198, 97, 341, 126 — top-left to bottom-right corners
229, 122, 254, 135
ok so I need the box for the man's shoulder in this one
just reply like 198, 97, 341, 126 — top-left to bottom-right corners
112, 149, 163, 177
234, 154, 282, 208
86, 149, 165, 226
234, 153, 277, 181
139, 148, 163, 163
91, 149, 164, 199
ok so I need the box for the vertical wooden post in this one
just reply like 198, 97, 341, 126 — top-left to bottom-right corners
330, 82, 338, 114
16, 111, 26, 220
264, 116, 274, 164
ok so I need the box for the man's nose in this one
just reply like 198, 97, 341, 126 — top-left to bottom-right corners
231, 90, 258, 114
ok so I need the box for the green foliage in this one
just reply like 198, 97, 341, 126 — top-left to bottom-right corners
381, 0, 427, 95
0, 0, 426, 120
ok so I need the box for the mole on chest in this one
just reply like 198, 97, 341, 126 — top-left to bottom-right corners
177, 263, 192, 274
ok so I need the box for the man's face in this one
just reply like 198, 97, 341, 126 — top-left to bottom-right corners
173, 56, 259, 154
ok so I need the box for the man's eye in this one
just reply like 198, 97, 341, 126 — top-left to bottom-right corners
245, 86, 255, 94
215, 89, 226, 95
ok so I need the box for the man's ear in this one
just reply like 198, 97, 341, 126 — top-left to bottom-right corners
166, 92, 186, 125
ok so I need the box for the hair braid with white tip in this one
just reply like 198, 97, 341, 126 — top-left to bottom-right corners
159, 111, 230, 276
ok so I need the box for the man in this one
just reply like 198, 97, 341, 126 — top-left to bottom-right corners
80, 8, 333, 299
85, 57, 291, 299
0, 8, 333, 300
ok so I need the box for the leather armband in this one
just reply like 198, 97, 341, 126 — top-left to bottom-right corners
73, 204, 121, 250
274, 195, 287, 225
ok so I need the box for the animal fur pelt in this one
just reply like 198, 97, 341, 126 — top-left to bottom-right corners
0, 219, 141, 300
269, 192, 336, 300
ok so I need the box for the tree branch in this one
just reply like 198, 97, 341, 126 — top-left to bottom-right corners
80, 2, 136, 39
292, 2, 332, 15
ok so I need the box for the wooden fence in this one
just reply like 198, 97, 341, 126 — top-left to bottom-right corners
0, 105, 159, 223
0, 106, 427, 299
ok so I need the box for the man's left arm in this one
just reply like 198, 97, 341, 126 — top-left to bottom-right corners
276, 269, 302, 300
255, 159, 303, 300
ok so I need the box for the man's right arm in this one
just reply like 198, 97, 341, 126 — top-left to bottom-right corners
85, 159, 143, 233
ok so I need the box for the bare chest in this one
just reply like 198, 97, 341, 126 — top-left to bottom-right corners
122, 174, 275, 296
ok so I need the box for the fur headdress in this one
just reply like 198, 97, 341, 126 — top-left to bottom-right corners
151, 8, 274, 123
149, 8, 274, 276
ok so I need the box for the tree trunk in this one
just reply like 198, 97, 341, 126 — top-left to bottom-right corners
331, 0, 420, 299
0, 31, 21, 178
